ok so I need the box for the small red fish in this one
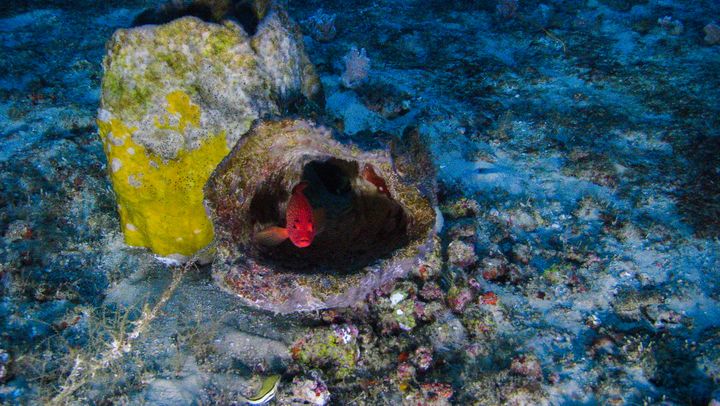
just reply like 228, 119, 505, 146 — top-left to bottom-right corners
362, 164, 392, 199
254, 182, 322, 248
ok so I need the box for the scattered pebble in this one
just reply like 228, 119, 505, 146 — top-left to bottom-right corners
510, 353, 543, 380
3, 220, 33, 242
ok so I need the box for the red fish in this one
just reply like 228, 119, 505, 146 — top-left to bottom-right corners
254, 182, 322, 248
362, 164, 392, 199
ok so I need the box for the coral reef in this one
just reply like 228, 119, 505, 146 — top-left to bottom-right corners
510, 354, 543, 380
464, 370, 548, 405
2, 0, 720, 403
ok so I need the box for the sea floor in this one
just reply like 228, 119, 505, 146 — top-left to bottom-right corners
1, 0, 719, 404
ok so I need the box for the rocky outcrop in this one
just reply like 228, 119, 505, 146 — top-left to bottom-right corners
97, 0, 321, 258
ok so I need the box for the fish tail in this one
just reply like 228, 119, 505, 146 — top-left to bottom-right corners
254, 226, 289, 246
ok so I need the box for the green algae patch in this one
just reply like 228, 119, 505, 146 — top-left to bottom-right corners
290, 325, 359, 380
97, 92, 229, 257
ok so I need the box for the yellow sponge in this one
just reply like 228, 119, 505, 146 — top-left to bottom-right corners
98, 91, 228, 257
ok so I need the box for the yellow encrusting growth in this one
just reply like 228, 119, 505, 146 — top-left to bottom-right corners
157, 90, 201, 132
98, 91, 229, 256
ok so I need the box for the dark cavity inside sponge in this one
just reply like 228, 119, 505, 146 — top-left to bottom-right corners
249, 158, 410, 274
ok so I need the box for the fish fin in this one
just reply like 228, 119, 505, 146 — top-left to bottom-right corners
292, 181, 309, 194
245, 374, 281, 404
313, 208, 326, 235
254, 227, 289, 246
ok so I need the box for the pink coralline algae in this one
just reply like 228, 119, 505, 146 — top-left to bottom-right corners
287, 374, 331, 405
419, 282, 444, 301
446, 287, 474, 313
395, 362, 416, 383
510, 354, 543, 380
413, 346, 434, 372
419, 382, 453, 402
